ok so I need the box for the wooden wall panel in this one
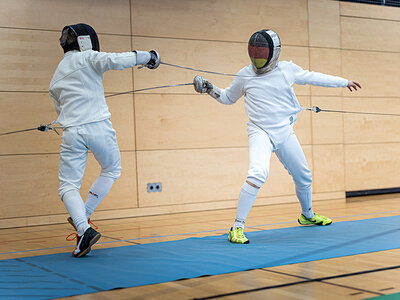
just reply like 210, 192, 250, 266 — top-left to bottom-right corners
136, 148, 248, 207
308, 0, 341, 48
0, 152, 137, 218
311, 96, 343, 145
340, 2, 400, 21
309, 48, 344, 96
0, 29, 62, 92
339, 3, 400, 194
0, 94, 134, 154
132, 0, 309, 46
345, 143, 400, 191
0, 154, 62, 218
341, 50, 400, 98
132, 36, 311, 96
343, 97, 400, 144
0, 0, 131, 34
0, 93, 60, 154
341, 17, 400, 52
313, 144, 345, 193
0, 29, 132, 92
135, 94, 248, 150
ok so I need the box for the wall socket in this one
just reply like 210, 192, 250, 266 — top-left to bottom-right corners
147, 182, 162, 193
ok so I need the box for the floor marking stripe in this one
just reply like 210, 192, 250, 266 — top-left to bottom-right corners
195, 265, 400, 299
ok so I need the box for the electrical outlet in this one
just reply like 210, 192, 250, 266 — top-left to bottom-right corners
147, 182, 162, 193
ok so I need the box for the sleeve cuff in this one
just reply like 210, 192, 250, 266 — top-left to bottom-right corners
134, 51, 151, 65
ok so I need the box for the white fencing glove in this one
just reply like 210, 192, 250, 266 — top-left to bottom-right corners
193, 75, 221, 99
146, 50, 161, 69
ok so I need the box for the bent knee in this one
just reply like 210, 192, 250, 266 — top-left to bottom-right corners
294, 169, 312, 188
58, 186, 79, 201
100, 167, 121, 180
100, 159, 121, 180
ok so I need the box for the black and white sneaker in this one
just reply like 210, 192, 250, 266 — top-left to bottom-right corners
72, 227, 101, 258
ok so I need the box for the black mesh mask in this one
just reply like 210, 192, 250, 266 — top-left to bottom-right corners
60, 23, 100, 53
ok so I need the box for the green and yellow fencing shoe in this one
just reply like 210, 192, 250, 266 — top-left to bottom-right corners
228, 227, 250, 244
298, 213, 332, 226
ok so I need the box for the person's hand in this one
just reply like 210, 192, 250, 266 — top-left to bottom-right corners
347, 80, 361, 92
193, 75, 212, 93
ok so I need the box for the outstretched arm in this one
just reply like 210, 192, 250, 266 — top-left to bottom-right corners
291, 62, 361, 91
87, 50, 160, 73
193, 75, 244, 105
294, 67, 347, 87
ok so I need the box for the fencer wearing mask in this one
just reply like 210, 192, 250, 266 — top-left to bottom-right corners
49, 23, 161, 257
194, 29, 361, 244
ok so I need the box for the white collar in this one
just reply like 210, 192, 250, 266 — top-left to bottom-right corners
64, 50, 79, 57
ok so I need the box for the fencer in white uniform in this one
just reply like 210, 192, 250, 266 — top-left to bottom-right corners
194, 29, 361, 244
49, 23, 161, 257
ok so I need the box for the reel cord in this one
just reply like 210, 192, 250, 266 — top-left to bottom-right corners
304, 106, 400, 117
0, 123, 61, 137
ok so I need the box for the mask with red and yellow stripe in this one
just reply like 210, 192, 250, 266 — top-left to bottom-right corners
248, 29, 281, 75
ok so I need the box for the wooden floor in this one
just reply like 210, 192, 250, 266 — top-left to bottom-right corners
1, 196, 399, 299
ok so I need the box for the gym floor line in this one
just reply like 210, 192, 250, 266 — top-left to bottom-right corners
193, 265, 400, 299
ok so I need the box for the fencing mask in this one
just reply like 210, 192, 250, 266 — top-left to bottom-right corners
248, 29, 281, 75
60, 23, 100, 53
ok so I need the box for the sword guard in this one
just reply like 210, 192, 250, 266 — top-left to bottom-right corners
37, 125, 49, 132
313, 106, 321, 113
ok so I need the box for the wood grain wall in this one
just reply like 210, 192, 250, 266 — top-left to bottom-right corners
0, 0, 399, 228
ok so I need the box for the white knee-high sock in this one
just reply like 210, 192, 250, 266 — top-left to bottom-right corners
85, 175, 115, 219
296, 185, 314, 218
62, 190, 90, 236
233, 182, 260, 229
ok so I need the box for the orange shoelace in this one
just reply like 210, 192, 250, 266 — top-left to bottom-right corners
66, 233, 77, 241
88, 219, 98, 230
66, 219, 98, 241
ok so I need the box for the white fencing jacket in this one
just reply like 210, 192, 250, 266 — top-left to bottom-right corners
217, 61, 348, 148
49, 50, 149, 127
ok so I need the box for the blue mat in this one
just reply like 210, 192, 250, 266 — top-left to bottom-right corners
1, 215, 399, 299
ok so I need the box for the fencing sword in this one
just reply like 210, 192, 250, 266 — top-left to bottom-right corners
160, 61, 241, 77
160, 61, 254, 77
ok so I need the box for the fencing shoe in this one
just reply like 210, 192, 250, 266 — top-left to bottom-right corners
228, 227, 250, 244
72, 227, 101, 258
298, 213, 332, 226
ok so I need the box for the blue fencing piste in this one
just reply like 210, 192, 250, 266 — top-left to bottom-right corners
0, 215, 399, 299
